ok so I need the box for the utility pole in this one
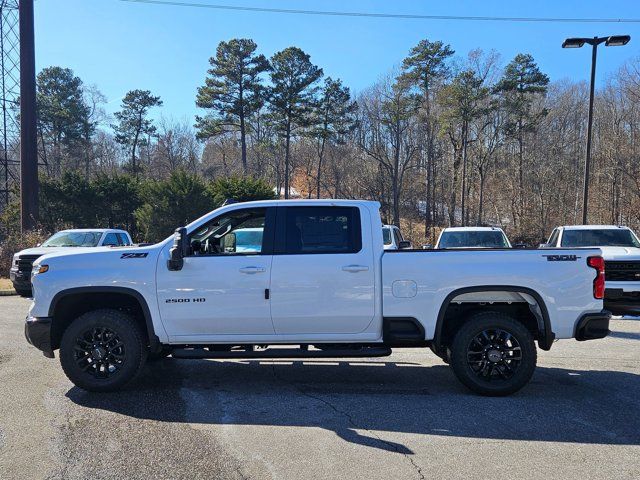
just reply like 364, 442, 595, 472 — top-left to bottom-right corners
562, 35, 630, 225
19, 0, 38, 232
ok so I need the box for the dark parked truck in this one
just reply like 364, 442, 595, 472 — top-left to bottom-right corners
26, 200, 610, 396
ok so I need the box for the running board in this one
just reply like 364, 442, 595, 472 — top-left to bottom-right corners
170, 346, 392, 359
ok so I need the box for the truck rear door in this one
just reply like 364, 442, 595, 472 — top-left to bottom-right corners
269, 205, 375, 335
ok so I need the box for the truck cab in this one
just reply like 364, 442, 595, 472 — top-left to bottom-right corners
25, 200, 610, 396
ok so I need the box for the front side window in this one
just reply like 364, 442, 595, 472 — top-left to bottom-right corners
560, 229, 640, 248
189, 208, 267, 255
547, 229, 559, 246
42, 231, 103, 247
283, 206, 361, 254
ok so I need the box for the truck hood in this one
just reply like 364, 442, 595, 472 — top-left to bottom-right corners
15, 246, 98, 257
597, 246, 640, 261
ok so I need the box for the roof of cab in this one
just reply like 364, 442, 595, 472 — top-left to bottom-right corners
560, 225, 631, 231
441, 226, 504, 232
57, 228, 129, 234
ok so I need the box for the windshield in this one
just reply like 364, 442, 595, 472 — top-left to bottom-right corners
382, 228, 392, 245
438, 231, 509, 249
560, 229, 640, 248
41, 231, 103, 247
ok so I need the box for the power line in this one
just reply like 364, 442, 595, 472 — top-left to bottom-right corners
118, 0, 640, 24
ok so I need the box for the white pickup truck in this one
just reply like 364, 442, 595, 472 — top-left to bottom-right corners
10, 228, 133, 297
542, 224, 640, 316
25, 200, 610, 396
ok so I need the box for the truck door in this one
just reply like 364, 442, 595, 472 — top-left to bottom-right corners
269, 205, 376, 335
157, 207, 276, 338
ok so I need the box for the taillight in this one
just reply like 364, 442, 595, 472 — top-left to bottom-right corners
587, 256, 605, 299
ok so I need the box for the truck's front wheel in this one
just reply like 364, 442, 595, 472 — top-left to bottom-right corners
59, 309, 147, 392
450, 312, 537, 396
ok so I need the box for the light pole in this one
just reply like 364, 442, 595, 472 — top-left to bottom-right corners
562, 35, 630, 225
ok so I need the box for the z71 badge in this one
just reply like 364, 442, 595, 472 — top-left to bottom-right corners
542, 254, 580, 261
121, 253, 148, 259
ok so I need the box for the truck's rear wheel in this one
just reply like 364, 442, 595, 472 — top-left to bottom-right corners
450, 312, 536, 396
59, 309, 147, 392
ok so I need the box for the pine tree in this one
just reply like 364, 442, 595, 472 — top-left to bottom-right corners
268, 47, 323, 198
196, 39, 270, 174
308, 77, 356, 198
112, 90, 163, 178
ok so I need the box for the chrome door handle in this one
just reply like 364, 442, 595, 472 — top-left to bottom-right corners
342, 265, 369, 273
239, 266, 266, 274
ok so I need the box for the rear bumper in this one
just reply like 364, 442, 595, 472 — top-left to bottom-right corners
604, 288, 640, 316
574, 311, 611, 341
24, 315, 54, 358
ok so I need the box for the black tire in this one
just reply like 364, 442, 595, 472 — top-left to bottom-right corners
60, 309, 147, 392
147, 345, 172, 361
450, 311, 537, 396
15, 287, 32, 297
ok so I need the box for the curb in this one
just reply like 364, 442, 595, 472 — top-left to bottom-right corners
0, 289, 17, 296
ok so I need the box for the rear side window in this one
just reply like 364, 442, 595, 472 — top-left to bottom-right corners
116, 233, 131, 246
102, 233, 119, 246
283, 206, 361, 254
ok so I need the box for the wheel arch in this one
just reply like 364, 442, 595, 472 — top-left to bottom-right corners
48, 286, 159, 352
433, 286, 555, 352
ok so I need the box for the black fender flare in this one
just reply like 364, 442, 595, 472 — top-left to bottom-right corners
48, 286, 160, 351
432, 285, 555, 351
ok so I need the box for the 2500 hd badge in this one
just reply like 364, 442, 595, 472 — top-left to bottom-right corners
165, 298, 206, 303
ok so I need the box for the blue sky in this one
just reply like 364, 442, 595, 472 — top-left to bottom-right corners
35, 0, 640, 124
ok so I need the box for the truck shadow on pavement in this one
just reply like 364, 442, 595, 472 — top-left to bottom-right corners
66, 359, 640, 453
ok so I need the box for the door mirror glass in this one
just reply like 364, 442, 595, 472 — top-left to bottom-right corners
223, 232, 237, 253
168, 227, 187, 271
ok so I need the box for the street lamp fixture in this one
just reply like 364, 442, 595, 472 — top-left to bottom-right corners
562, 35, 631, 224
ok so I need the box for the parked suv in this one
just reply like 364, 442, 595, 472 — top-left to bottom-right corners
10, 228, 132, 297
541, 225, 640, 315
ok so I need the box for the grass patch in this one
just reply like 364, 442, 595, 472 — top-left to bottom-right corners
0, 277, 15, 291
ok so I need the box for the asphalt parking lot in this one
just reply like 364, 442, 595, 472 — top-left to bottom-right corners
0, 296, 639, 479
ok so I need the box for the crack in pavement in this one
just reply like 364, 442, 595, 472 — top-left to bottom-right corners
270, 365, 425, 480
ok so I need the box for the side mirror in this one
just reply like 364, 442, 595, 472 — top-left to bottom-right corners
223, 232, 237, 253
398, 240, 412, 249
168, 227, 188, 271
513, 243, 528, 249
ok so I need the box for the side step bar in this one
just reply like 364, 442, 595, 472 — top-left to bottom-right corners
171, 346, 392, 359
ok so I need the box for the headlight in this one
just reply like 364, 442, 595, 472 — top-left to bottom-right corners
12, 254, 18, 266
32, 264, 49, 275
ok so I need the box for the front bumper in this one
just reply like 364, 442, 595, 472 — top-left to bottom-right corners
24, 315, 54, 358
604, 288, 640, 316
9, 267, 32, 289
574, 311, 611, 341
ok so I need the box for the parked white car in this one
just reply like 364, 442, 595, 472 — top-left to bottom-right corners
382, 224, 410, 250
541, 225, 640, 316
435, 226, 512, 249
26, 200, 609, 396
10, 229, 132, 297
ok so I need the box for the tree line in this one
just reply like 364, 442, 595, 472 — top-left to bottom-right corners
5, 37, 640, 246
